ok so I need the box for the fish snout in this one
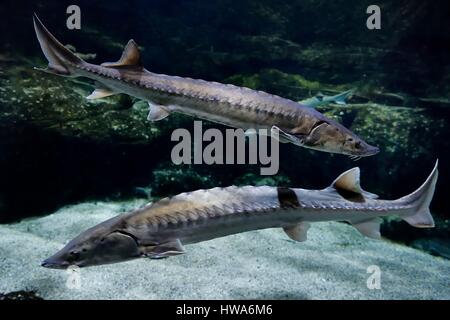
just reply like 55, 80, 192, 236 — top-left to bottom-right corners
41, 253, 71, 269
41, 260, 69, 269
363, 144, 380, 157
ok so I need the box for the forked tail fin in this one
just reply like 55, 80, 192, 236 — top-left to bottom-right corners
331, 89, 354, 105
33, 13, 84, 76
397, 160, 439, 228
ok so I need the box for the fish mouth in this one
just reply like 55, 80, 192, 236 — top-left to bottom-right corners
41, 259, 70, 269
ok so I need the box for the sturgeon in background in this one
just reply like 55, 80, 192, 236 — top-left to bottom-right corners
300, 89, 354, 108
42, 161, 438, 269
32, 14, 379, 158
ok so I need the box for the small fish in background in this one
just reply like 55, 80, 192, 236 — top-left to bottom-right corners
299, 89, 354, 108
41, 161, 438, 269
32, 14, 379, 158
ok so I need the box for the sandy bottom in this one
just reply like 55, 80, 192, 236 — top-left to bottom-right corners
0, 200, 449, 299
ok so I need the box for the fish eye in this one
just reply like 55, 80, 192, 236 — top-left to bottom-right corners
355, 142, 361, 149
82, 248, 87, 252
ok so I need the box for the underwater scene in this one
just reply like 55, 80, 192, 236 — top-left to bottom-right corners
0, 0, 449, 301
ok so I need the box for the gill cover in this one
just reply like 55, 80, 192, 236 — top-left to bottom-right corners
98, 231, 141, 261
41, 230, 141, 269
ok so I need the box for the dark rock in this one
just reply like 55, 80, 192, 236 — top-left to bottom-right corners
381, 217, 450, 259
381, 217, 450, 242
0, 290, 43, 300
410, 238, 450, 260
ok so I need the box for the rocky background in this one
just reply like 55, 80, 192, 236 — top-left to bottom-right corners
0, 0, 449, 258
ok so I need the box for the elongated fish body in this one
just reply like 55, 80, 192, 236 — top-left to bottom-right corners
77, 64, 324, 131
33, 14, 379, 157
109, 186, 402, 246
42, 161, 438, 269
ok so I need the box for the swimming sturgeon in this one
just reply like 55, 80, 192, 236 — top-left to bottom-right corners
42, 161, 438, 269
299, 89, 354, 108
33, 14, 379, 158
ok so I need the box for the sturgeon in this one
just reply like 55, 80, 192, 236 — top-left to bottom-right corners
42, 161, 438, 269
299, 89, 354, 108
33, 14, 379, 158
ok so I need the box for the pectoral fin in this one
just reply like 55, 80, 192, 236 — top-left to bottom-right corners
350, 218, 382, 239
147, 102, 170, 121
142, 239, 185, 259
283, 222, 311, 242
87, 88, 118, 100
271, 126, 304, 144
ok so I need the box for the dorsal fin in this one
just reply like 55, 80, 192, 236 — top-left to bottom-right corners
101, 40, 142, 68
329, 167, 378, 200
333, 167, 362, 194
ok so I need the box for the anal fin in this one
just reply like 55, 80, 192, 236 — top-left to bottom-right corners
271, 126, 304, 145
350, 218, 382, 239
283, 222, 311, 242
403, 210, 435, 228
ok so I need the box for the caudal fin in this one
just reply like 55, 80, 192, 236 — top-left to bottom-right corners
33, 13, 84, 76
397, 160, 439, 228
